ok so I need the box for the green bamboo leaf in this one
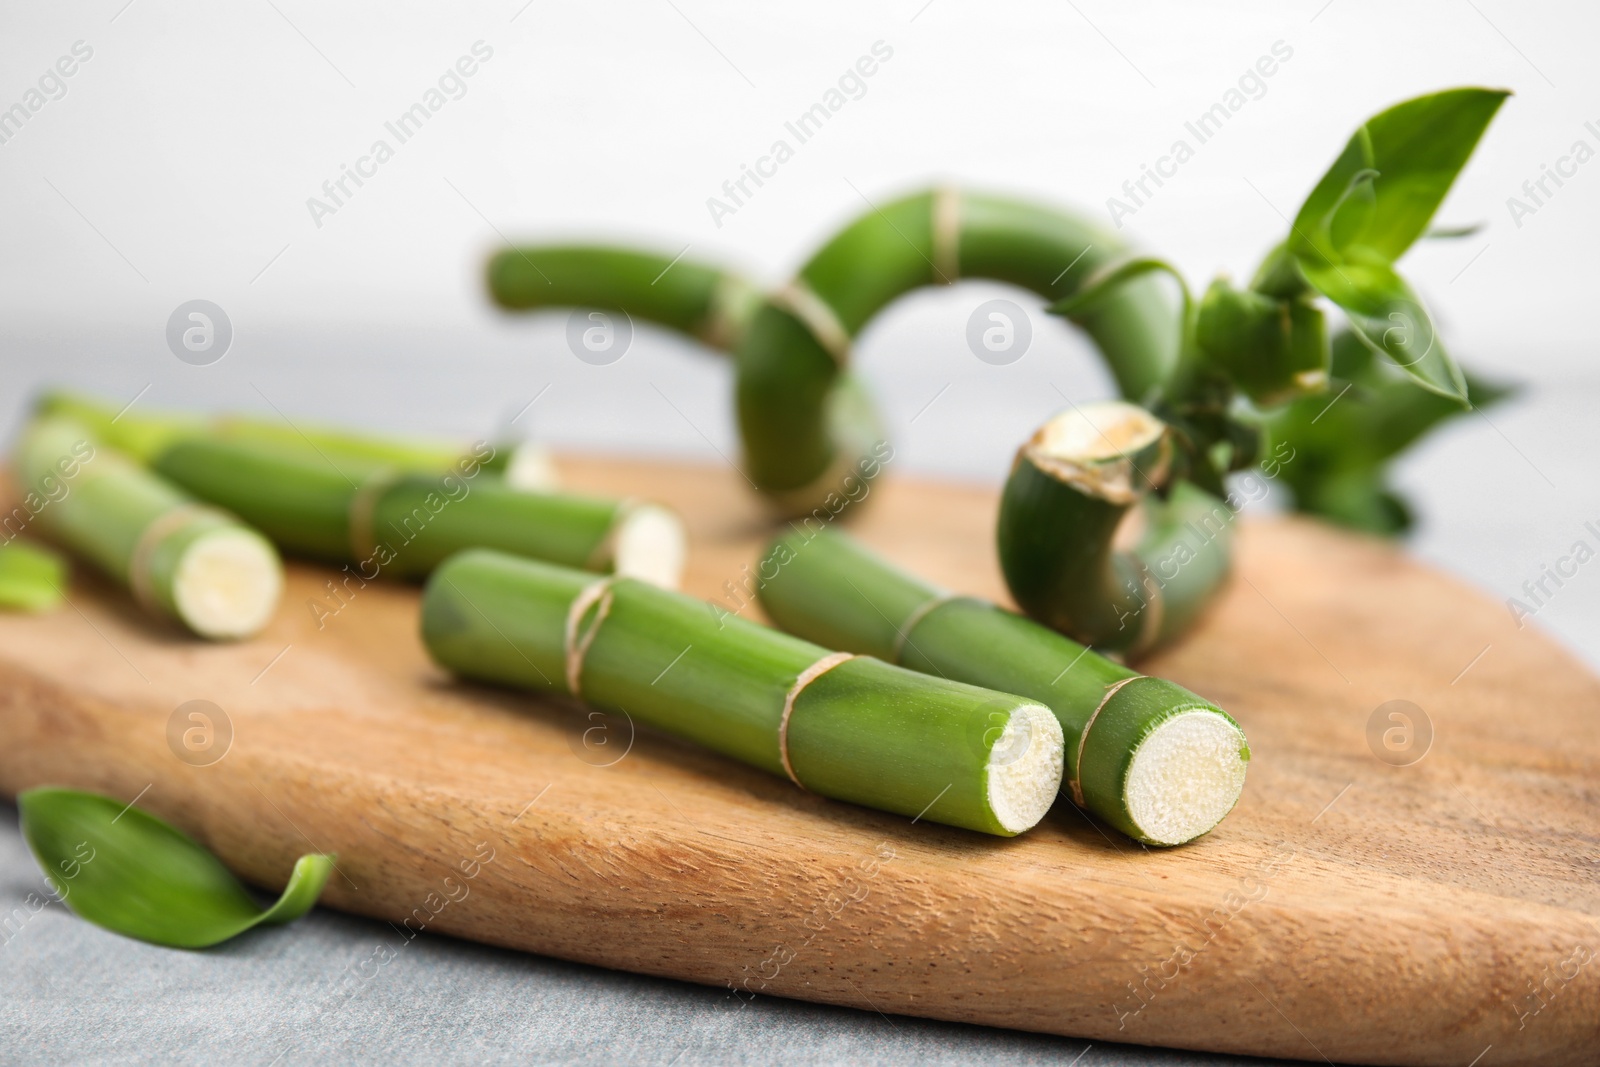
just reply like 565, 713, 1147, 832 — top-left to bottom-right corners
1265, 330, 1512, 534
1358, 88, 1509, 259
1290, 88, 1509, 266
1422, 222, 1485, 240
1288, 127, 1374, 268
1326, 169, 1379, 254
1298, 255, 1467, 403
18, 787, 334, 949
0, 541, 67, 612
1048, 257, 1192, 323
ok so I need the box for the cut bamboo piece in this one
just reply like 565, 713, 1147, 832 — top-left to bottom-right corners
487, 188, 1177, 514
998, 400, 1232, 655
0, 540, 68, 613
422, 548, 1064, 836
34, 389, 558, 492
756, 527, 1248, 846
11, 417, 282, 639
149, 437, 685, 587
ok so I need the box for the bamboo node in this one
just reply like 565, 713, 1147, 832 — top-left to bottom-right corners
931, 186, 961, 285
698, 273, 761, 352
778, 651, 858, 789
892, 594, 955, 663
347, 467, 403, 563
127, 503, 226, 612
1071, 676, 1141, 807
769, 280, 852, 366
564, 577, 618, 697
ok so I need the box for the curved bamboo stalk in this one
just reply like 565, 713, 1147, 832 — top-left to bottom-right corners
487, 188, 1178, 515
996, 400, 1232, 654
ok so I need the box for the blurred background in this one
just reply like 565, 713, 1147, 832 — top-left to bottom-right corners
2, 1, 1597, 666
3, 3, 1598, 1063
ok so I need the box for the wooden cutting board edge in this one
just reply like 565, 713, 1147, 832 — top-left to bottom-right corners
0, 454, 1596, 1067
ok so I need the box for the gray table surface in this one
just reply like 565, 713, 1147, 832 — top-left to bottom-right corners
1, 803, 1311, 1067
2, 327, 1596, 1066
5, 0, 1599, 1058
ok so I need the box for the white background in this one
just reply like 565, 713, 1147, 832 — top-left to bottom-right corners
1, 0, 1597, 666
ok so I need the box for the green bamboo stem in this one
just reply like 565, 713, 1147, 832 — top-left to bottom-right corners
487, 246, 765, 350
755, 527, 1248, 846
487, 188, 1178, 514
34, 389, 557, 491
422, 548, 1065, 836
147, 436, 685, 587
12, 416, 283, 639
995, 400, 1233, 654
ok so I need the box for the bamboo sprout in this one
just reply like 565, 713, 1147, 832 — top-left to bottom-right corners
148, 436, 685, 587
422, 548, 1064, 836
487, 188, 1177, 514
34, 389, 559, 491
755, 527, 1248, 845
12, 416, 282, 639
996, 401, 1233, 654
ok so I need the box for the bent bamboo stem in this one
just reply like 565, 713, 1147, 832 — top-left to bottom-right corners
997, 401, 1233, 654
487, 188, 1178, 514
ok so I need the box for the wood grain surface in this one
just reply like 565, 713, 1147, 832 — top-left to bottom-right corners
1, 455, 1596, 1066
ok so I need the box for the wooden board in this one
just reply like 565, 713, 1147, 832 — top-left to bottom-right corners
1, 455, 1596, 1066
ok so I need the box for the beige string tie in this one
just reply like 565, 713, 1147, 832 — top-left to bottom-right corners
698, 274, 759, 352
127, 504, 220, 612
931, 185, 962, 285
777, 651, 858, 789
564, 577, 619, 698
890, 593, 955, 663
1071, 676, 1142, 807
347, 467, 403, 563
768, 280, 852, 367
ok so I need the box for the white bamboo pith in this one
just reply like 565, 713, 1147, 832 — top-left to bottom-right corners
596, 503, 687, 590
985, 704, 1064, 833
170, 529, 283, 639
126, 504, 219, 611
1123, 709, 1249, 845
1023, 402, 1170, 505
503, 442, 560, 492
